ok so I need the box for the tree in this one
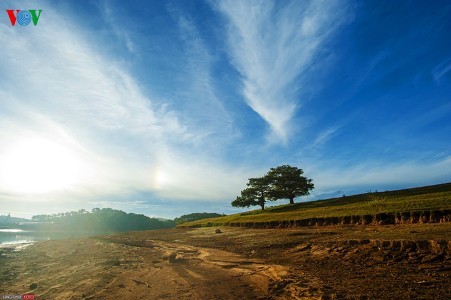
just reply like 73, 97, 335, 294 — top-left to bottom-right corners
266, 165, 314, 204
231, 165, 314, 210
231, 177, 273, 210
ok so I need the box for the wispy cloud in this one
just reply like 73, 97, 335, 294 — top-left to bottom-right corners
1, 1, 449, 219
432, 57, 451, 83
0, 41, 158, 199
0, 2, 246, 208
102, 4, 136, 54
310, 156, 451, 193
170, 11, 237, 145
309, 125, 342, 149
215, 0, 347, 142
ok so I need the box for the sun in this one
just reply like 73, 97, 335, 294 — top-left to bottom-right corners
152, 169, 171, 190
0, 137, 86, 194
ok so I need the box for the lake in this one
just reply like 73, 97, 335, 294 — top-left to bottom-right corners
0, 228, 109, 248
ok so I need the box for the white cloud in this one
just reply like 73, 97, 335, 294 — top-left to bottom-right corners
310, 156, 451, 192
1, 1, 448, 219
216, 0, 347, 142
309, 125, 342, 149
170, 10, 238, 146
0, 3, 245, 206
97, 0, 137, 54
432, 57, 451, 83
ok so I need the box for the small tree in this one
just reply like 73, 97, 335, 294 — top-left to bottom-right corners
231, 177, 272, 210
267, 165, 314, 204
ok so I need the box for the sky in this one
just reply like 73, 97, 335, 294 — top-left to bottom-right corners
0, 0, 450, 219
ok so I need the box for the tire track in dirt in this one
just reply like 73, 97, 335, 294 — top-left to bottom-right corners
148, 240, 291, 298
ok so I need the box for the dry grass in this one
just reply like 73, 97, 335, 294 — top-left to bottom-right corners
183, 182, 451, 227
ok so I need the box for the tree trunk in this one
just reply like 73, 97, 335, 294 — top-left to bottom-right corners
260, 203, 265, 210
289, 196, 294, 204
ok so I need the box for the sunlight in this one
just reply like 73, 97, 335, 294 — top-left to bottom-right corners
152, 169, 172, 190
0, 137, 86, 194
154, 170, 170, 189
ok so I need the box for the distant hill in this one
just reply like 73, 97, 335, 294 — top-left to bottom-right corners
28, 208, 176, 232
179, 182, 451, 227
174, 212, 225, 224
0, 215, 30, 226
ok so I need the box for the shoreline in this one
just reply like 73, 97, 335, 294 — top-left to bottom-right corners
0, 230, 114, 252
0, 241, 35, 251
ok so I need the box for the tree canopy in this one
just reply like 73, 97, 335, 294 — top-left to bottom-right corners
267, 165, 314, 204
232, 176, 273, 210
30, 208, 175, 232
231, 165, 314, 210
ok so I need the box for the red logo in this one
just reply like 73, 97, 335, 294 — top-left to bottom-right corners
22, 294, 35, 300
6, 9, 43, 26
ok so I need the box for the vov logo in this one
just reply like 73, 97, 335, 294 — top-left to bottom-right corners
6, 10, 43, 26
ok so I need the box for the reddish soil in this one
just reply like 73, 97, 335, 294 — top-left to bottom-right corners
0, 223, 450, 299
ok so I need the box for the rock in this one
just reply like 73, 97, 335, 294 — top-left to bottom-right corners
168, 252, 178, 262
215, 229, 222, 234
133, 279, 145, 285
371, 252, 385, 263
168, 252, 185, 263
295, 244, 311, 252
29, 283, 38, 290
418, 264, 441, 270
421, 253, 445, 263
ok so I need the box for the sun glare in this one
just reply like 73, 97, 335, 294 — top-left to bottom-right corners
152, 169, 172, 190
0, 137, 86, 194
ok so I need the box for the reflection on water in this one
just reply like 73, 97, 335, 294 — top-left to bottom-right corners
0, 229, 44, 247
0, 229, 108, 248
0, 229, 24, 233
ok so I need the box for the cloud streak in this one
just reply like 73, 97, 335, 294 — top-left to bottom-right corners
171, 11, 237, 145
309, 156, 451, 195
0, 2, 247, 209
432, 57, 451, 83
1, 1, 449, 219
216, 0, 347, 142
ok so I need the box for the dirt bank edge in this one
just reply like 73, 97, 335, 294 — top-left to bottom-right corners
179, 209, 451, 228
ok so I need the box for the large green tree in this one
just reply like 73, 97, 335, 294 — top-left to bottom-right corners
231, 177, 272, 210
267, 165, 314, 204
231, 165, 314, 210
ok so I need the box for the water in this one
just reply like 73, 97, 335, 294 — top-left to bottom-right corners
0, 229, 109, 248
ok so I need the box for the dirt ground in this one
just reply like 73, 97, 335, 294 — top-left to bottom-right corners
0, 223, 450, 299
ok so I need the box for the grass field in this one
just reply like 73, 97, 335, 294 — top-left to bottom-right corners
182, 182, 451, 227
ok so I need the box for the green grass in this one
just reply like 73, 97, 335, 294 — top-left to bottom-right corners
182, 182, 451, 227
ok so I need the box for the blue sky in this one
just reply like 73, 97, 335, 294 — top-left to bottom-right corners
0, 0, 450, 219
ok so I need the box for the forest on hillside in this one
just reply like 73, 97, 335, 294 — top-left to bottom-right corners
174, 212, 224, 224
29, 208, 175, 232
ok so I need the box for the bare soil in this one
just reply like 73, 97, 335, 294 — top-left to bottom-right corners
0, 223, 450, 299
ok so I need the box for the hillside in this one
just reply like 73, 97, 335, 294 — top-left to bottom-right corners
181, 182, 451, 227
28, 208, 175, 232
174, 212, 224, 224
0, 215, 29, 227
